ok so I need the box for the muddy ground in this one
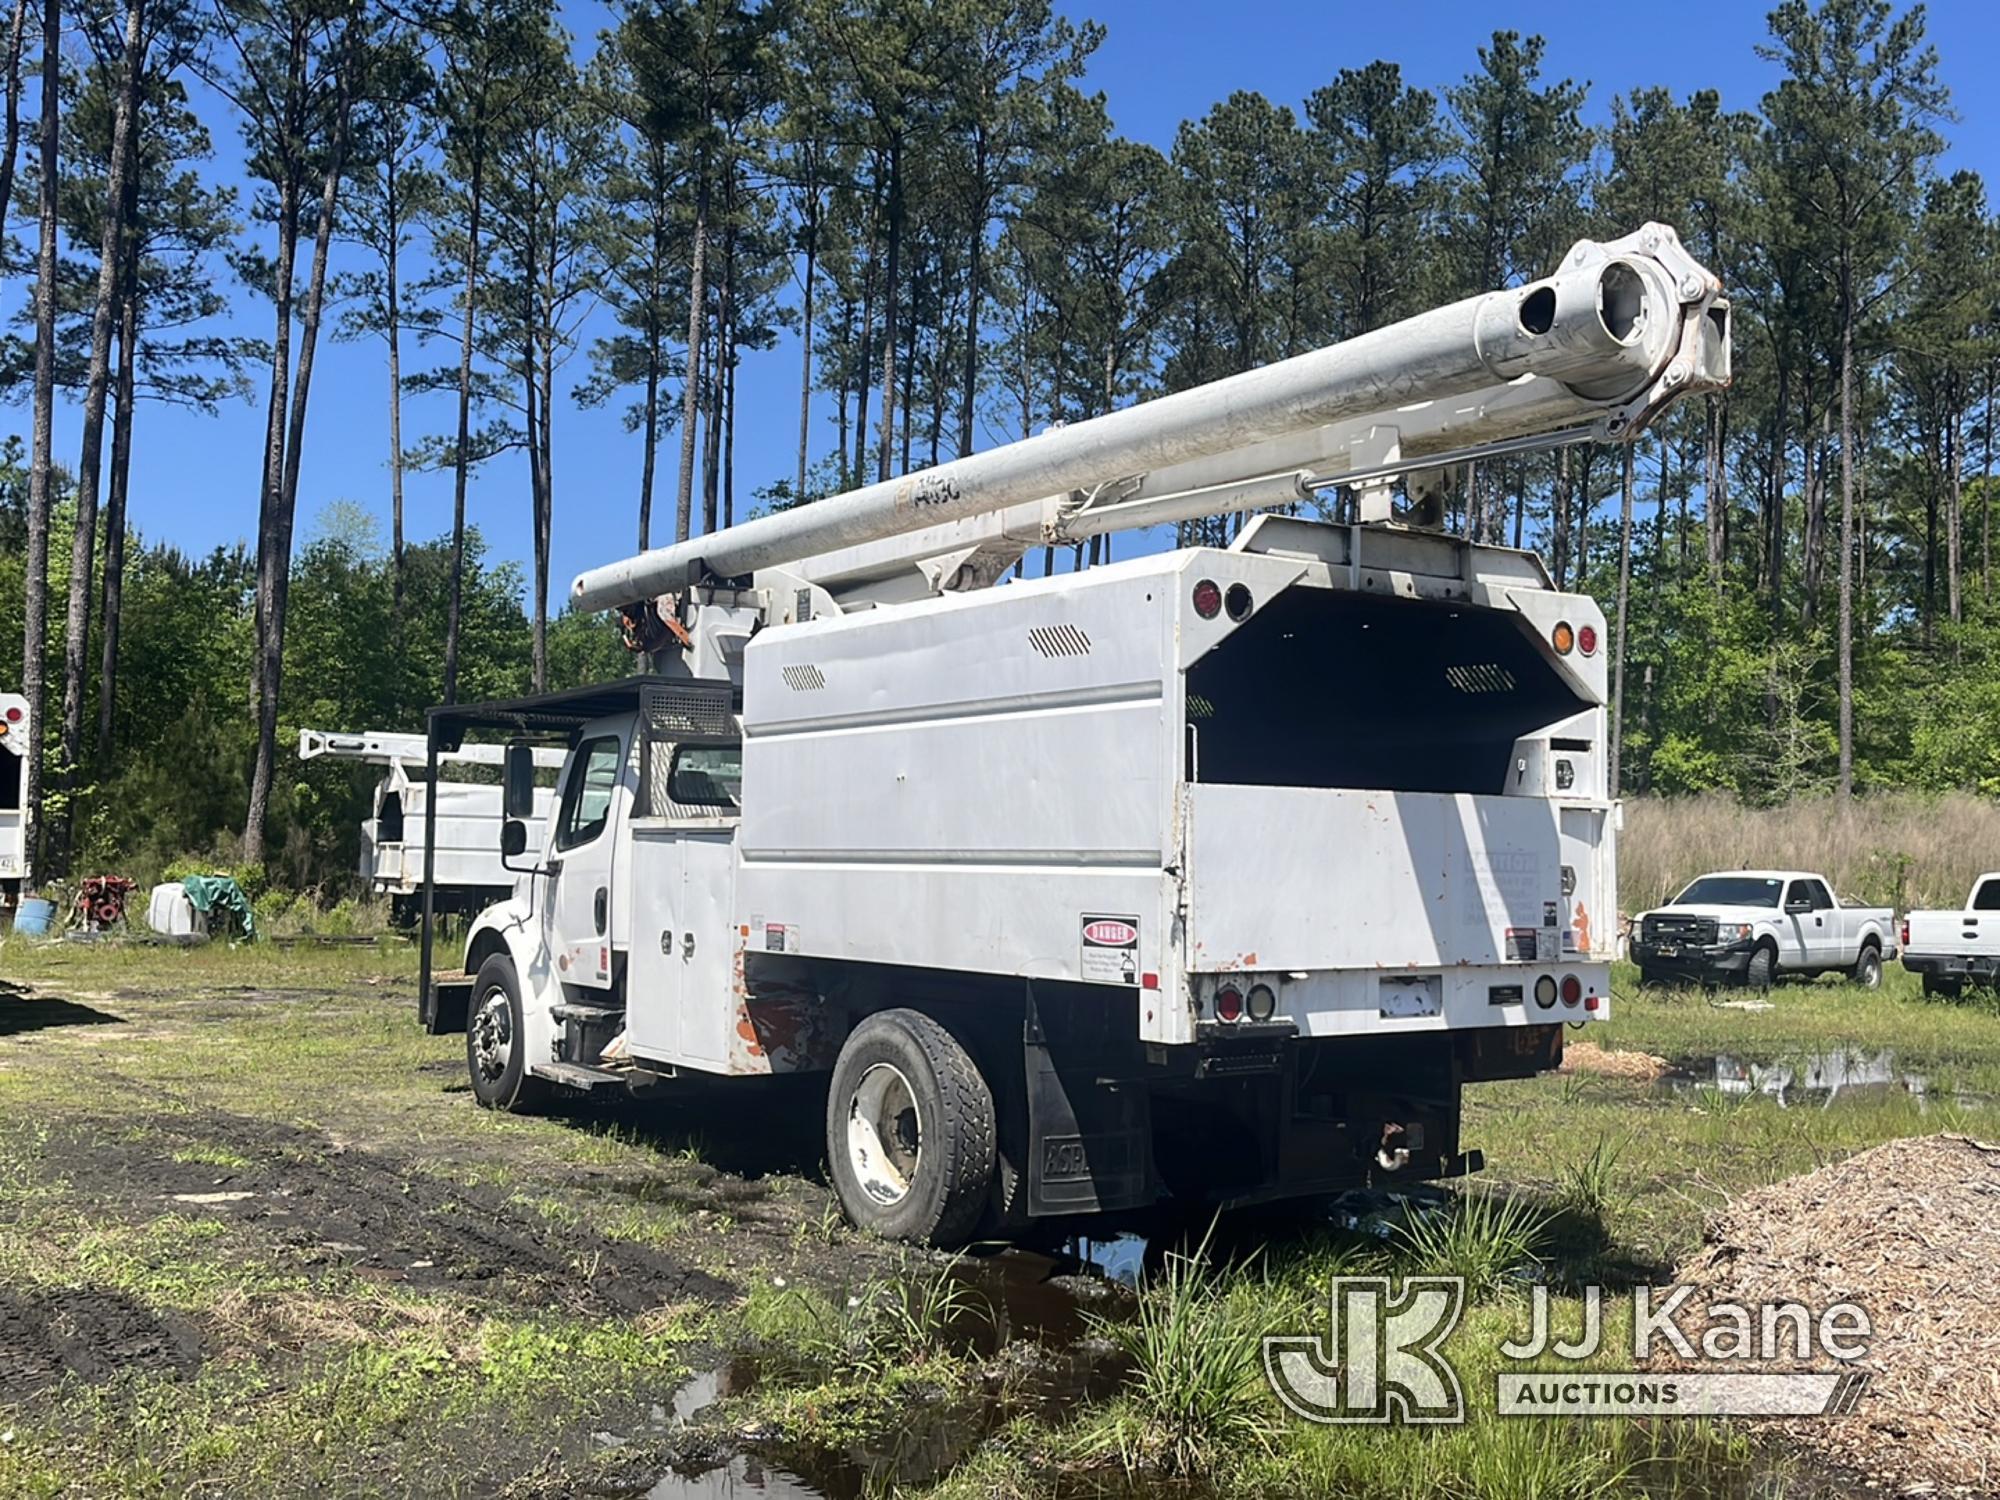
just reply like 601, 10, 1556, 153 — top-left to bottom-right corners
3, 947, 1997, 1498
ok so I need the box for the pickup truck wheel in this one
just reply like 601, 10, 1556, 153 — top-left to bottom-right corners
1852, 945, 1883, 990
466, 954, 549, 1112
1744, 944, 1775, 991
827, 1009, 995, 1247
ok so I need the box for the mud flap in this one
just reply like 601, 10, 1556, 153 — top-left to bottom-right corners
1023, 983, 1154, 1217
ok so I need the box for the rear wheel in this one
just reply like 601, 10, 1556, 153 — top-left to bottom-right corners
1852, 945, 1883, 991
826, 1008, 995, 1246
1744, 944, 1775, 992
466, 954, 549, 1111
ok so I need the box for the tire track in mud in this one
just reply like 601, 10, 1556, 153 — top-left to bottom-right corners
14, 1106, 735, 1325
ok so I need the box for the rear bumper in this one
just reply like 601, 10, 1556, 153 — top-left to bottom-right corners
1902, 952, 1998, 982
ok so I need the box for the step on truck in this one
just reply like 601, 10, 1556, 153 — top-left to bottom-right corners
415, 225, 1731, 1245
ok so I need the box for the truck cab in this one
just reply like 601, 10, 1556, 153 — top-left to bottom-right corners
1632, 870, 1894, 990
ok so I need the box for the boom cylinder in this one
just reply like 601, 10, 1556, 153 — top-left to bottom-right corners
573, 223, 1726, 613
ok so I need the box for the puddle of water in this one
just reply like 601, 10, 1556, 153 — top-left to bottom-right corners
641, 1455, 825, 1499
1659, 1049, 1964, 1107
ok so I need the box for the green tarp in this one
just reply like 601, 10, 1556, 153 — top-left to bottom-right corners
181, 875, 257, 940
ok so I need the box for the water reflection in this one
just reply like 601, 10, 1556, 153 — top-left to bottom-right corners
1669, 1049, 1935, 1107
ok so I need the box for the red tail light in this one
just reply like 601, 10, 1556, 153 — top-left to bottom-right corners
1560, 973, 1582, 1007
1900, 919, 1910, 948
1192, 579, 1223, 619
1215, 985, 1243, 1022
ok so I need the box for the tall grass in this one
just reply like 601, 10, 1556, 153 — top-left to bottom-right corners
1620, 790, 2000, 913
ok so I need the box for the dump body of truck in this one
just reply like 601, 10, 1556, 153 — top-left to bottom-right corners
1902, 874, 2000, 995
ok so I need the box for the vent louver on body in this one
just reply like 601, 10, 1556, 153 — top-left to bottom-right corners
1027, 624, 1092, 658
1444, 662, 1516, 695
782, 664, 827, 691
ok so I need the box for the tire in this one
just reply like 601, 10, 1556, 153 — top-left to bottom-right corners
1744, 944, 1775, 992
466, 954, 549, 1111
826, 1008, 996, 1247
1851, 945, 1883, 991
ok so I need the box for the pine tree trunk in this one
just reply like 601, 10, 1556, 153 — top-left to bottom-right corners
18, 0, 58, 890
1610, 445, 1635, 797
1836, 308, 1856, 801
0, 0, 27, 242
523, 263, 546, 691
795, 201, 816, 502
444, 149, 484, 706
1946, 395, 1962, 639
54, 0, 145, 870
96, 203, 139, 764
249, 38, 353, 860
875, 140, 902, 484
675, 169, 707, 542
386, 164, 406, 645
957, 134, 985, 460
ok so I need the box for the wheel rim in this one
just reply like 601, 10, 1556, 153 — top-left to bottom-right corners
846, 1062, 922, 1207
471, 988, 513, 1082
1861, 954, 1880, 987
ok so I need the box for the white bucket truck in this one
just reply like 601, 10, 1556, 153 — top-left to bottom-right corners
0, 691, 27, 907
416, 226, 1731, 1245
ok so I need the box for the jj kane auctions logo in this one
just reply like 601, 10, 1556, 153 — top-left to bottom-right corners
1265, 1278, 1873, 1424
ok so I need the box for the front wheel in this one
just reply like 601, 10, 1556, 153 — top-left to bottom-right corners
1852, 946, 1883, 990
466, 954, 549, 1111
826, 1009, 995, 1247
1744, 944, 1775, 992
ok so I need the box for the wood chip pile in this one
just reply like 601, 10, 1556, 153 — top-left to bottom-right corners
1677, 1134, 2000, 1494
1558, 1040, 1671, 1081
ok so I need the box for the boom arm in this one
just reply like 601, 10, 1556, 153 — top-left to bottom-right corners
573, 224, 1728, 616
297, 729, 567, 771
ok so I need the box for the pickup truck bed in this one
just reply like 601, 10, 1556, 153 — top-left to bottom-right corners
1902, 874, 2000, 996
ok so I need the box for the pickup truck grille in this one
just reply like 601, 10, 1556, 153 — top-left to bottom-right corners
1644, 915, 1718, 945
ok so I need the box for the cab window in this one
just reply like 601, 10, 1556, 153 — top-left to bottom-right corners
556, 736, 621, 850
1974, 880, 2000, 912
666, 743, 742, 811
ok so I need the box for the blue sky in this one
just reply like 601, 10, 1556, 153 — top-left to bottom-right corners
23, 0, 2000, 602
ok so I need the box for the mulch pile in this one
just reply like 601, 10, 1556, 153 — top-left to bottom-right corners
1558, 1039, 1671, 1081
1677, 1134, 2000, 1495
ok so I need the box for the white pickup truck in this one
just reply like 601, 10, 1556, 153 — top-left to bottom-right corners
1900, 874, 2000, 997
1630, 871, 1896, 990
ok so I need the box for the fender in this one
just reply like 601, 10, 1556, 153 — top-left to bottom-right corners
461, 893, 561, 1071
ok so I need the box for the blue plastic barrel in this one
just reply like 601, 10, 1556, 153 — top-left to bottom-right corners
12, 898, 55, 936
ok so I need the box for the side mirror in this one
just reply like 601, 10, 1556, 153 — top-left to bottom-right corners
503, 741, 536, 820
500, 819, 528, 859
1784, 898, 1812, 915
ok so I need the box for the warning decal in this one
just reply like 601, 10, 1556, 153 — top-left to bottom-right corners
1081, 914, 1140, 986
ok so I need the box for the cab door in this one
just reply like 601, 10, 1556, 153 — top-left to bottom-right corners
1780, 879, 1818, 969
543, 727, 630, 990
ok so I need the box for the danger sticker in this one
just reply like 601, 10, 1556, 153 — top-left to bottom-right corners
1081, 914, 1140, 985
766, 922, 786, 953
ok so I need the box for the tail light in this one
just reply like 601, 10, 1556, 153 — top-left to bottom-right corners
1560, 973, 1582, 1007
1900, 919, 1910, 948
1214, 985, 1244, 1022
1577, 624, 1598, 655
1246, 983, 1276, 1021
1224, 583, 1254, 622
1551, 621, 1576, 655
1192, 579, 1223, 619
1533, 974, 1558, 1008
